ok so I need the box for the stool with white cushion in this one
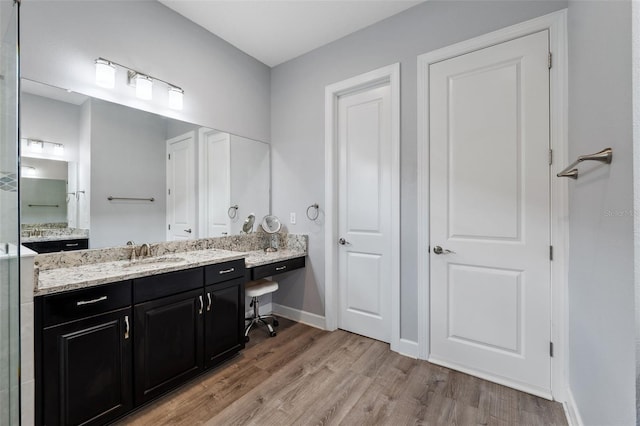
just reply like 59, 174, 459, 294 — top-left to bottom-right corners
245, 278, 279, 341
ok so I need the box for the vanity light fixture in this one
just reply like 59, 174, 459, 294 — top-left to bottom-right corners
21, 165, 36, 177
27, 140, 44, 153
95, 58, 116, 89
23, 138, 65, 155
95, 57, 184, 110
168, 86, 184, 110
130, 72, 153, 100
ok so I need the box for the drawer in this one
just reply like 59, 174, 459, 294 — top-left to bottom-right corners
42, 281, 132, 327
134, 268, 203, 304
204, 259, 245, 285
250, 256, 305, 280
59, 238, 89, 251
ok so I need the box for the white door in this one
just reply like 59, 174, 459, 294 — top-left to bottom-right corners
337, 84, 392, 343
429, 30, 551, 395
200, 129, 231, 237
166, 132, 196, 241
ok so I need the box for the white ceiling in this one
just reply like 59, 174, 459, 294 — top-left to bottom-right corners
159, 0, 424, 67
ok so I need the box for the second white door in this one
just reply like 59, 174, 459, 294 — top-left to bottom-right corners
338, 84, 392, 343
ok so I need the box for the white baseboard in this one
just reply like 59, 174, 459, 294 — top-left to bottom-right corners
244, 302, 272, 318
563, 387, 584, 426
392, 338, 419, 358
271, 303, 326, 330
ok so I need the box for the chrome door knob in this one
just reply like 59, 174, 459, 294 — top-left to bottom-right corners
433, 246, 455, 255
338, 238, 348, 245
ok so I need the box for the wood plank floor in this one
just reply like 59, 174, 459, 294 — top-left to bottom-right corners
119, 318, 567, 425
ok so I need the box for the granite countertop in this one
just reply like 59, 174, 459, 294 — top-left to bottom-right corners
35, 247, 306, 296
22, 234, 89, 243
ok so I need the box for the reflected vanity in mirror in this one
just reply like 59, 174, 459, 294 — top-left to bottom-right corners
21, 79, 271, 250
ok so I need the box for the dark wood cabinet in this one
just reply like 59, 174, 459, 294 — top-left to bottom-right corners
133, 288, 204, 405
204, 278, 245, 367
24, 238, 89, 254
37, 259, 247, 424
249, 256, 305, 280
41, 307, 132, 426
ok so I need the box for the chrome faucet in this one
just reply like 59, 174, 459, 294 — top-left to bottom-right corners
139, 243, 152, 259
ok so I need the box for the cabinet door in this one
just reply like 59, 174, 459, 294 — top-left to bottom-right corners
42, 308, 132, 426
134, 288, 204, 405
204, 278, 244, 367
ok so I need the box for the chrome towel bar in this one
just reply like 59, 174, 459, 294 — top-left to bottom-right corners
557, 147, 612, 180
108, 196, 155, 202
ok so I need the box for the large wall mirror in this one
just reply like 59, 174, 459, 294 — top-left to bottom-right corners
21, 79, 271, 249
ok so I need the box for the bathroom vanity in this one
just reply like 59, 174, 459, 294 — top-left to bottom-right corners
31, 233, 307, 425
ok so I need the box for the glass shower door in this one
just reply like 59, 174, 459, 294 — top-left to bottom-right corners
0, 0, 20, 424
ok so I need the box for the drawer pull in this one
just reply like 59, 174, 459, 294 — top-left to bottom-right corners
65, 243, 79, 247
219, 268, 235, 275
198, 295, 204, 315
275, 266, 287, 271
76, 295, 107, 306
207, 292, 212, 312
124, 315, 130, 340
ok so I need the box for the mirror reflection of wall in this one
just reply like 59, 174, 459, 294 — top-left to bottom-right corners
20, 157, 68, 224
21, 79, 271, 249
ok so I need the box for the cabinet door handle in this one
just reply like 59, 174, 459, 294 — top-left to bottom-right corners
198, 295, 204, 315
275, 266, 287, 271
76, 295, 107, 306
207, 292, 212, 312
124, 315, 130, 340
219, 268, 235, 275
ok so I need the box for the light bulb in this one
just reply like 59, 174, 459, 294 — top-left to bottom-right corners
21, 166, 36, 177
135, 74, 153, 100
95, 59, 116, 89
168, 87, 184, 110
28, 140, 43, 153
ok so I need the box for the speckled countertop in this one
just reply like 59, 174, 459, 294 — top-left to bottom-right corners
35, 246, 307, 296
22, 234, 89, 243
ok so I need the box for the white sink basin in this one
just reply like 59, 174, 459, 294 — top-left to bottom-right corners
122, 256, 185, 268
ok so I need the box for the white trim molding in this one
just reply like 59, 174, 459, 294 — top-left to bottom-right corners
563, 388, 585, 426
272, 303, 326, 330
324, 63, 401, 352
417, 9, 568, 400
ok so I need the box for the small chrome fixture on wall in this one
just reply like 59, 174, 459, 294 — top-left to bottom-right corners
306, 203, 319, 220
228, 205, 239, 219
557, 147, 613, 180
94, 57, 184, 110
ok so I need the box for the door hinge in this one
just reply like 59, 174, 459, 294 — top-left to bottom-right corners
168, 224, 171, 230
548, 52, 552, 69
168, 153, 171, 160
549, 149, 553, 165
550, 245, 553, 261
168, 188, 171, 195
550, 341, 554, 357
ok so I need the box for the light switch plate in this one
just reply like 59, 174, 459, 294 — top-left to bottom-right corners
290, 212, 296, 224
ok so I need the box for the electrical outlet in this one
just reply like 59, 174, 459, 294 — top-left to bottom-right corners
290, 212, 296, 224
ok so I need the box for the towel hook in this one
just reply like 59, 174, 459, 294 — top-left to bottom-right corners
306, 203, 319, 220
228, 205, 239, 219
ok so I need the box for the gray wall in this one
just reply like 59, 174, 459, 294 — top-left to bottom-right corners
21, 93, 80, 163
20, 0, 270, 143
89, 99, 167, 248
270, 0, 567, 341
567, 1, 635, 424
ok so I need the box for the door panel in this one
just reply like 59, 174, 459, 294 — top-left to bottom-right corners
166, 132, 195, 241
429, 30, 551, 395
202, 130, 231, 237
338, 85, 392, 343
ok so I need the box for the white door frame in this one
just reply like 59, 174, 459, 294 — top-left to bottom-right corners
417, 10, 568, 400
325, 63, 402, 353
197, 128, 230, 238
166, 130, 197, 241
